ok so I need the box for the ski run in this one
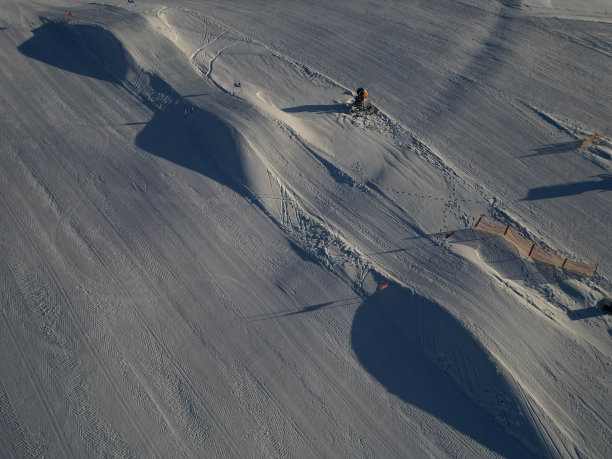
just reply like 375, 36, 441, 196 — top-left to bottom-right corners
0, 1, 611, 457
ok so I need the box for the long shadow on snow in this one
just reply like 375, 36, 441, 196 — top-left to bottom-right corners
282, 103, 347, 114
352, 285, 546, 457
567, 306, 608, 321
523, 173, 612, 200
519, 140, 582, 158
18, 20, 247, 196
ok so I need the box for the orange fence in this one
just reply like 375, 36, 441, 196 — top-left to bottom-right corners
474, 217, 597, 275
580, 129, 607, 148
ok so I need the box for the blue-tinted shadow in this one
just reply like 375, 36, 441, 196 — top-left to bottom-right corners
352, 285, 546, 457
282, 103, 347, 114
519, 141, 581, 158
18, 19, 247, 196
523, 174, 612, 200
567, 307, 608, 321
18, 20, 128, 82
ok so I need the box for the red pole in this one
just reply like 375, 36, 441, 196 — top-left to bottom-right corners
503, 224, 510, 235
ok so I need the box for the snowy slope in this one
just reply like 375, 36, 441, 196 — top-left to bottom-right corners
0, 0, 610, 457
525, 0, 612, 21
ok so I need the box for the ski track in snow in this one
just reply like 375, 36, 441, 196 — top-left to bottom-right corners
1, 1, 611, 457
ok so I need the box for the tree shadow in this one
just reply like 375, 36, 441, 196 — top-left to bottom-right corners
17, 19, 248, 197
352, 285, 547, 457
282, 103, 347, 114
518, 140, 582, 158
523, 173, 612, 200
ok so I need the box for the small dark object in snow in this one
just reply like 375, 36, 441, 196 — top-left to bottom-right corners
184, 102, 196, 118
233, 80, 242, 97
601, 298, 612, 314
350, 87, 375, 116
350, 104, 375, 116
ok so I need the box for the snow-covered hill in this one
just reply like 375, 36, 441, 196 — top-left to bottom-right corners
1, 1, 610, 457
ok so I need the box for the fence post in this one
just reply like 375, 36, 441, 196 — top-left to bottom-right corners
528, 243, 535, 257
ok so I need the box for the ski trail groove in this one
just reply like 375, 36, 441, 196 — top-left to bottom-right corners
1, 154, 161, 456
0, 194, 74, 459
204, 41, 240, 80
189, 27, 231, 62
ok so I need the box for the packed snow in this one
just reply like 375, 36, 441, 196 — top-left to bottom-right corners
0, 0, 610, 457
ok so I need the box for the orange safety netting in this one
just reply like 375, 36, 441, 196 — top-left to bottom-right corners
580, 128, 607, 148
474, 217, 597, 275
563, 259, 598, 276
473, 217, 508, 236
505, 227, 533, 256
530, 244, 565, 266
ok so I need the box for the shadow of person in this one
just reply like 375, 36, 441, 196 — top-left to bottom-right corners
282, 103, 348, 114
18, 19, 249, 197
351, 285, 547, 457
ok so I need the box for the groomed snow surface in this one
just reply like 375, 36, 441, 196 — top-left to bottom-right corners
1, 0, 611, 457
